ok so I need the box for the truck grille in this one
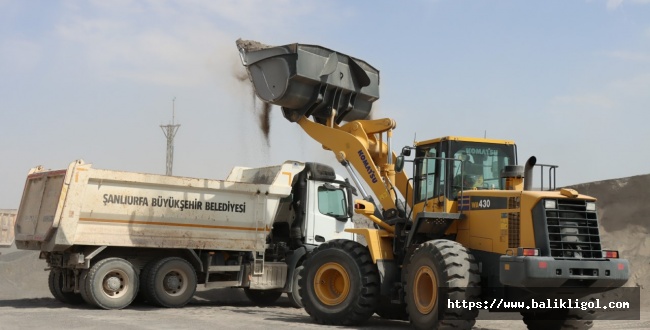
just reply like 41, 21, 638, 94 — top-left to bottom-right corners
545, 199, 602, 259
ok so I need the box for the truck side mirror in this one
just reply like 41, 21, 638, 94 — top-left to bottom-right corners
395, 155, 405, 173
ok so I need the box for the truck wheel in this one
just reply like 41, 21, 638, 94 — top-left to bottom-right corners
404, 239, 480, 330
244, 288, 283, 305
78, 270, 95, 306
48, 269, 84, 305
298, 239, 379, 326
85, 257, 139, 310
288, 265, 304, 308
521, 308, 595, 330
142, 257, 197, 308
136, 259, 159, 304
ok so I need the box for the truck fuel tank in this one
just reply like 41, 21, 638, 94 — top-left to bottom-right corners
237, 39, 379, 124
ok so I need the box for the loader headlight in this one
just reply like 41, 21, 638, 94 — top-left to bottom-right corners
544, 199, 557, 209
586, 202, 596, 211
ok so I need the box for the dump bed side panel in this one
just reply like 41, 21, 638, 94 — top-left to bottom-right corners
71, 169, 285, 251
16, 161, 296, 253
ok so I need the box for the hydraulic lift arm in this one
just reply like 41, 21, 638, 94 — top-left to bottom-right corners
297, 115, 413, 220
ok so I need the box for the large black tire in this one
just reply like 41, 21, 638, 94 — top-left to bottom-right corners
522, 308, 595, 330
244, 288, 283, 305
85, 257, 139, 310
48, 269, 84, 305
298, 239, 380, 326
78, 270, 95, 306
404, 239, 480, 330
288, 265, 304, 308
136, 259, 157, 304
142, 257, 197, 308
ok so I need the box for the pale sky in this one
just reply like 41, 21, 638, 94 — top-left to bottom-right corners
1, 0, 649, 208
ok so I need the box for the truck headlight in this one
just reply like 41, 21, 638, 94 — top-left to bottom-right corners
586, 202, 596, 211
544, 200, 557, 209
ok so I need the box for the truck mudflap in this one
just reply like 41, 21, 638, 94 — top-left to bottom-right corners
500, 255, 629, 288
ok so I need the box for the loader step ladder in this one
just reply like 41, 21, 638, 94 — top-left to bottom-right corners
253, 194, 266, 276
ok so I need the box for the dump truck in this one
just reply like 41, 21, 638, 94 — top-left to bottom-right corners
238, 40, 630, 330
14, 159, 356, 309
0, 209, 17, 248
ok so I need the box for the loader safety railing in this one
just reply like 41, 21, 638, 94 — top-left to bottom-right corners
534, 163, 558, 191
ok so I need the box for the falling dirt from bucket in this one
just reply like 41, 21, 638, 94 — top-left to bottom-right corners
254, 97, 272, 146
234, 38, 273, 146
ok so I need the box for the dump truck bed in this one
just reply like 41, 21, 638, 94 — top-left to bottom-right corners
0, 209, 17, 247
15, 160, 303, 253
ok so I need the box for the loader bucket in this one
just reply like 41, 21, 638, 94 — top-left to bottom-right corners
237, 40, 379, 124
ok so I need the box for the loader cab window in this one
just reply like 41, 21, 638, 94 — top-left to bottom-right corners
414, 146, 446, 203
450, 142, 515, 197
317, 186, 348, 220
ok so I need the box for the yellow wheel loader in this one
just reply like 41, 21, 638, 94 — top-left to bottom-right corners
238, 40, 630, 330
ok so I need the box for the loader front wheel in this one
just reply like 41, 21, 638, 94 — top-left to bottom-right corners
85, 257, 138, 310
298, 239, 379, 326
48, 269, 84, 305
142, 257, 197, 308
404, 240, 480, 330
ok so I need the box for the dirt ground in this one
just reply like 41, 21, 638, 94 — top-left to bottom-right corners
1, 174, 648, 329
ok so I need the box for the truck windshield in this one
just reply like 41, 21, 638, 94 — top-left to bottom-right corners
317, 187, 348, 219
450, 141, 515, 192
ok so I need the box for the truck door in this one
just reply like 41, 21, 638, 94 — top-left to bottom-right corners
304, 180, 355, 245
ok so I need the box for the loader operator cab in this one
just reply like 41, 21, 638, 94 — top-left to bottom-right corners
408, 137, 517, 203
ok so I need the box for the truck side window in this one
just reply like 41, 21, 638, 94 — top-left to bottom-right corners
317, 187, 347, 218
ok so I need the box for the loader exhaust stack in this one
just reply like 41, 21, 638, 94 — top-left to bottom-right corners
524, 156, 537, 191
237, 39, 380, 124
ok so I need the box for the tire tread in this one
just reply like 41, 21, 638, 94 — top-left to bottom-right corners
404, 239, 480, 330
299, 239, 380, 326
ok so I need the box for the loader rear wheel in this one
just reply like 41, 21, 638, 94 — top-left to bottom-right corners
142, 257, 197, 308
298, 239, 379, 326
85, 257, 138, 310
404, 239, 480, 330
521, 308, 595, 330
244, 288, 282, 305
48, 269, 84, 305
